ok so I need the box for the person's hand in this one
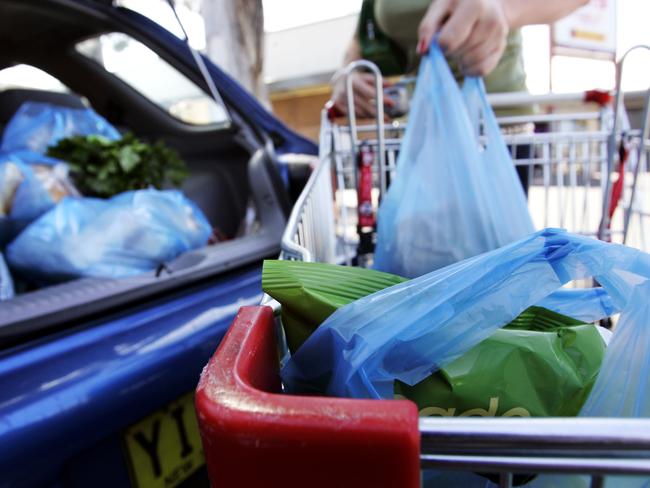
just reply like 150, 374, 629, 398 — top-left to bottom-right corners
331, 72, 394, 119
417, 0, 510, 76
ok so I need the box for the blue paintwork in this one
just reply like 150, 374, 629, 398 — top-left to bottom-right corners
0, 266, 263, 486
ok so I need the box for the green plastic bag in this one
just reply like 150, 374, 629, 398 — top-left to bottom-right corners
263, 259, 406, 353
395, 307, 606, 417
262, 260, 607, 417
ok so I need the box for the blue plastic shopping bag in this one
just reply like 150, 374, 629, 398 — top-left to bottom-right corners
0, 102, 119, 243
0, 152, 78, 245
373, 43, 533, 278
0, 251, 13, 300
283, 228, 650, 420
0, 152, 74, 218
0, 101, 119, 154
7, 189, 212, 282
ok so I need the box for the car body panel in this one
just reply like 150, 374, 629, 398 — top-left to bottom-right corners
0, 265, 262, 486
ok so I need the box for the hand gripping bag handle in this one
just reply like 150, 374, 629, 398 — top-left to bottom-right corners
282, 229, 650, 417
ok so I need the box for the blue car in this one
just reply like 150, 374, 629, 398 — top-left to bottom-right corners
0, 1, 316, 486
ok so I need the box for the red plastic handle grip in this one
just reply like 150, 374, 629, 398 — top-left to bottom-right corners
195, 306, 420, 488
584, 89, 613, 107
325, 99, 344, 121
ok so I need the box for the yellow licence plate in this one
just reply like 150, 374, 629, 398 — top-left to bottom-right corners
123, 392, 205, 488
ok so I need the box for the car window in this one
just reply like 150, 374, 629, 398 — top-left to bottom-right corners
0, 65, 70, 93
116, 0, 207, 51
76, 32, 229, 127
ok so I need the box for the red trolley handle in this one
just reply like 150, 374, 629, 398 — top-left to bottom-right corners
195, 306, 420, 488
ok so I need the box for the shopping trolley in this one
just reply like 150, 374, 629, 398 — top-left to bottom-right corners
196, 50, 650, 487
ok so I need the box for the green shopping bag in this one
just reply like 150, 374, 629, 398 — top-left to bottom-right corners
263, 259, 407, 353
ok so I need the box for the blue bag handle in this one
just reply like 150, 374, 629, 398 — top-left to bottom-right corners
283, 229, 650, 417
373, 40, 508, 275
429, 43, 534, 242
538, 287, 617, 322
461, 75, 535, 237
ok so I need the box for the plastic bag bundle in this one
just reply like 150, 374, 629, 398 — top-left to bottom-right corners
262, 259, 615, 351
0, 101, 118, 243
7, 189, 212, 281
0, 101, 119, 154
264, 259, 609, 418
373, 43, 533, 278
282, 228, 650, 420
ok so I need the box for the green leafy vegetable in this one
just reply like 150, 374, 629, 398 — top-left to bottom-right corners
46, 133, 188, 198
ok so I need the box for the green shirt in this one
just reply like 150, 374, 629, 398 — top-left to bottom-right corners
371, 0, 528, 94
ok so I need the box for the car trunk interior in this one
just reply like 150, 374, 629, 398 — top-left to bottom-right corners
0, 0, 288, 346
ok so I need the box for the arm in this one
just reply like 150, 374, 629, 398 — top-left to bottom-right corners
417, 0, 589, 76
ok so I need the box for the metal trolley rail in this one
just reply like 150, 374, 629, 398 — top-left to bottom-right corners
196, 50, 650, 487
